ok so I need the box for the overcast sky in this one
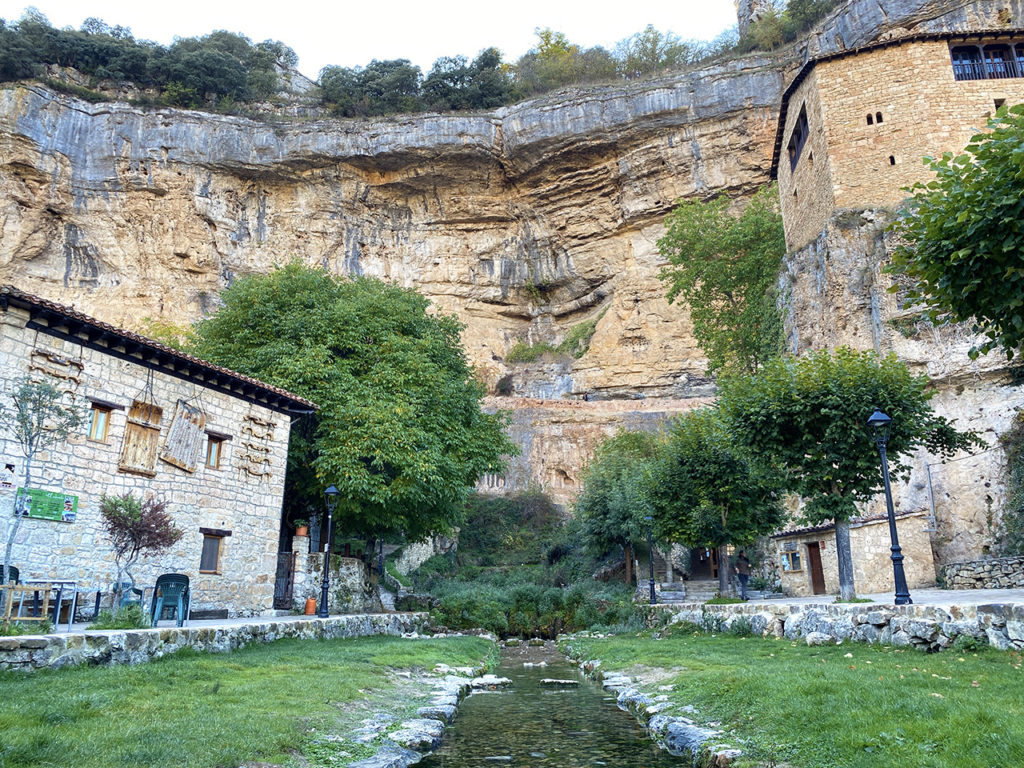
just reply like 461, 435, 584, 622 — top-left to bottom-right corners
0, 1, 739, 79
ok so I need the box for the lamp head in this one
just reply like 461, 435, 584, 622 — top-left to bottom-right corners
866, 409, 892, 445
324, 484, 339, 513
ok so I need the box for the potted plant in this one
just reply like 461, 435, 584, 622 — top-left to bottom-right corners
293, 519, 309, 537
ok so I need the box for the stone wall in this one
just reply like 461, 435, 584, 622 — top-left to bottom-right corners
644, 599, 1024, 651
289, 541, 382, 614
393, 536, 457, 577
779, 37, 1024, 250
0, 612, 426, 671
941, 556, 1024, 589
0, 306, 291, 616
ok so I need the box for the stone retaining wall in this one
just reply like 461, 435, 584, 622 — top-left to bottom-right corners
0, 612, 427, 672
644, 601, 1024, 651
940, 556, 1024, 590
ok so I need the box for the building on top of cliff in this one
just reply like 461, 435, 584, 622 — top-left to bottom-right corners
0, 285, 318, 618
770, 28, 1024, 251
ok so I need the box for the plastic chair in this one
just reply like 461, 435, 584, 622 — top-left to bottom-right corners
150, 573, 190, 627
117, 581, 144, 609
2, 566, 18, 584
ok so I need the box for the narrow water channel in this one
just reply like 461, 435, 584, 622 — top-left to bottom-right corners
418, 646, 679, 767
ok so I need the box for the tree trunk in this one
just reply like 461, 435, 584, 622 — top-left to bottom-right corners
718, 544, 731, 597
835, 519, 857, 601
3, 459, 31, 586
623, 542, 634, 585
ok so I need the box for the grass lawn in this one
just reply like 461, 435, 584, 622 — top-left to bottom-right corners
562, 629, 1024, 768
0, 635, 494, 768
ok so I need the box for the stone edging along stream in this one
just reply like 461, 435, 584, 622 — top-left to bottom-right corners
346, 660, 511, 768
560, 644, 743, 768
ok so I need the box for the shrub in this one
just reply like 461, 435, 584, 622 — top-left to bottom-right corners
726, 616, 755, 637
952, 634, 985, 653
89, 604, 149, 630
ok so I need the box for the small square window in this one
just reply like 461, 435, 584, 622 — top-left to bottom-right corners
781, 551, 803, 572
205, 436, 224, 469
88, 405, 111, 442
200, 534, 222, 573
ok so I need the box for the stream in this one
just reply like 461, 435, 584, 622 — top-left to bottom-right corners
417, 644, 680, 767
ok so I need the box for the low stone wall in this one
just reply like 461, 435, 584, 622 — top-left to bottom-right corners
940, 556, 1024, 590
0, 612, 427, 672
644, 600, 1024, 651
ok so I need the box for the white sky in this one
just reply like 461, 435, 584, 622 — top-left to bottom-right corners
0, 1, 739, 80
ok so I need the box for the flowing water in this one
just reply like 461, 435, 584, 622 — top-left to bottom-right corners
418, 646, 680, 768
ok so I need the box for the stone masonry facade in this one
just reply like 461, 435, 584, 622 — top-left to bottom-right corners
0, 290, 313, 616
774, 511, 937, 598
777, 34, 1024, 250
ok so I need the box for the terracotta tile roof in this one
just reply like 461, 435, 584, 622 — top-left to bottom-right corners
772, 510, 925, 538
0, 285, 316, 415
770, 27, 1024, 178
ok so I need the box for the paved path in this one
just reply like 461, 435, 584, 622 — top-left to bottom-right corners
693, 586, 1024, 608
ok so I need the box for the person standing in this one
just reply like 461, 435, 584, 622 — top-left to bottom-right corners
734, 550, 751, 600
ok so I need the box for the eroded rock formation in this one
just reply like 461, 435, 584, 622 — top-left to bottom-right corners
0, 0, 1018, 562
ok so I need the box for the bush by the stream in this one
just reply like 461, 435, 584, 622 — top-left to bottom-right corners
414, 489, 642, 638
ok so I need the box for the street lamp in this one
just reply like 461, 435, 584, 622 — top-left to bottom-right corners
645, 515, 656, 605
866, 410, 913, 605
318, 485, 339, 619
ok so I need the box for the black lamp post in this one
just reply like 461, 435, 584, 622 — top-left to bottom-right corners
866, 410, 913, 605
645, 515, 656, 605
318, 485, 339, 619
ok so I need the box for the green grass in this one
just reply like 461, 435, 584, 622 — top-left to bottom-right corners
0, 634, 493, 768
561, 631, 1024, 768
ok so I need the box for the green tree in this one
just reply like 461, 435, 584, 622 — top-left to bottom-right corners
651, 408, 784, 597
720, 348, 981, 600
615, 25, 696, 79
575, 430, 662, 586
188, 263, 514, 541
1, 377, 84, 585
99, 493, 183, 601
513, 28, 616, 95
890, 105, 1024, 360
658, 184, 786, 378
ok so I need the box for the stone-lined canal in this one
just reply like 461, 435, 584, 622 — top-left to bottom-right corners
418, 646, 679, 767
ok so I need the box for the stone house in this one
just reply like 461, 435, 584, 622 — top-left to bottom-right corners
0, 286, 315, 616
772, 511, 936, 597
772, 29, 1024, 250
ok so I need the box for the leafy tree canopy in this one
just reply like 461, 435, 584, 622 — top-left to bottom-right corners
188, 263, 514, 541
658, 184, 785, 377
720, 348, 980, 524
574, 430, 662, 584
890, 105, 1024, 360
651, 408, 784, 553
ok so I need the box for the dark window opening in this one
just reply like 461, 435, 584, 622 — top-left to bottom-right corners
875, 112, 884, 123
866, 113, 874, 125
889, 155, 896, 165
200, 535, 222, 573
996, 98, 1007, 110
984, 45, 1015, 78
952, 46, 985, 80
787, 104, 810, 171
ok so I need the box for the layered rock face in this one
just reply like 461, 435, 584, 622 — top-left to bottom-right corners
0, 0, 1018, 561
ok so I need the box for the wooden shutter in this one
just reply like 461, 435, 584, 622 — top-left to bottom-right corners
118, 400, 163, 477
159, 400, 207, 473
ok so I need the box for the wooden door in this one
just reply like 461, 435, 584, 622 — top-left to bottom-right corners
807, 543, 826, 595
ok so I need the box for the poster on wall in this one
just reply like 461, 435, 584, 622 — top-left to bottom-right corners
16, 487, 78, 523
1, 463, 14, 489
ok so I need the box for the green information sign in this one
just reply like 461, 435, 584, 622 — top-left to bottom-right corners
16, 488, 78, 523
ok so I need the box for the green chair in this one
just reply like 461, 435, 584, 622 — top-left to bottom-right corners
150, 573, 190, 627
117, 581, 144, 609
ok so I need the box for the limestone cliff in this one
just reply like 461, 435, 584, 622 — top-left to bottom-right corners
0, 0, 1017, 557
